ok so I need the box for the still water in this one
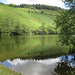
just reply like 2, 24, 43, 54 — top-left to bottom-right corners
0, 35, 68, 61
0, 54, 75, 75
0, 35, 73, 75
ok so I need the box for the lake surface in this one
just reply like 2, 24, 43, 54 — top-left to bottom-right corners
0, 54, 75, 75
0, 35, 68, 61
0, 35, 72, 75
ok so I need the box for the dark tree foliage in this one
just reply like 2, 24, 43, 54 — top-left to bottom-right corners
62, 0, 75, 10
8, 4, 61, 10
55, 0, 75, 53
55, 10, 75, 52
54, 54, 75, 75
9, 4, 16, 7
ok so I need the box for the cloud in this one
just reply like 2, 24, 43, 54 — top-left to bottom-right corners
7, 58, 59, 75
7, 0, 38, 5
27, 0, 38, 2
0, 58, 60, 75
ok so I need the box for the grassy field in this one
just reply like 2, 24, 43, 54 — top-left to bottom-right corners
0, 64, 21, 75
0, 4, 62, 35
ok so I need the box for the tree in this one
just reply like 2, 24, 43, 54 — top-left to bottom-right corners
62, 0, 75, 10
55, 10, 75, 52
41, 22, 45, 35
9, 4, 16, 7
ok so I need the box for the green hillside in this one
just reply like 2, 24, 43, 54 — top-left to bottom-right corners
0, 4, 61, 35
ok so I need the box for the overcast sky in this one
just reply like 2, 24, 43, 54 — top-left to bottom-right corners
0, 0, 66, 8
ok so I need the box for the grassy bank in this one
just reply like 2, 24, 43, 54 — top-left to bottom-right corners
0, 64, 21, 75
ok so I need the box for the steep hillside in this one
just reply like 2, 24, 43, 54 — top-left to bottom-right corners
0, 4, 61, 35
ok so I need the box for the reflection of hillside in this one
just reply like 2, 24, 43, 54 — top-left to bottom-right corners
54, 54, 75, 75
0, 35, 68, 61
0, 36, 27, 51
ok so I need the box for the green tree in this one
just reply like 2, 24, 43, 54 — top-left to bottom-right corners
62, 0, 75, 10
55, 10, 75, 52
41, 22, 45, 35
9, 4, 16, 7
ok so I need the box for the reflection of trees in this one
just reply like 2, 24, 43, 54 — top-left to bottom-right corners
0, 36, 27, 52
42, 35, 45, 46
54, 54, 75, 75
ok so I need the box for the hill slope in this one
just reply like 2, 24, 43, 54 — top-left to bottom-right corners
0, 4, 61, 35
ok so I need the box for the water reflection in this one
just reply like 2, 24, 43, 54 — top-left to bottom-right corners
0, 54, 75, 75
41, 35, 45, 46
0, 35, 68, 61
0, 58, 59, 75
54, 54, 75, 75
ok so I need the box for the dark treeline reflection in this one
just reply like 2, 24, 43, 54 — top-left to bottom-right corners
0, 36, 27, 51
0, 36, 28, 61
54, 54, 75, 75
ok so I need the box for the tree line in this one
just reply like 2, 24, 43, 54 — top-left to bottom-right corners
8, 4, 61, 10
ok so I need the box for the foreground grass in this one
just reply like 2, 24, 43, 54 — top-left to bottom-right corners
0, 64, 21, 75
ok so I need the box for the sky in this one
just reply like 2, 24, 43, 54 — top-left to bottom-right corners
0, 0, 7, 4
0, 0, 66, 9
